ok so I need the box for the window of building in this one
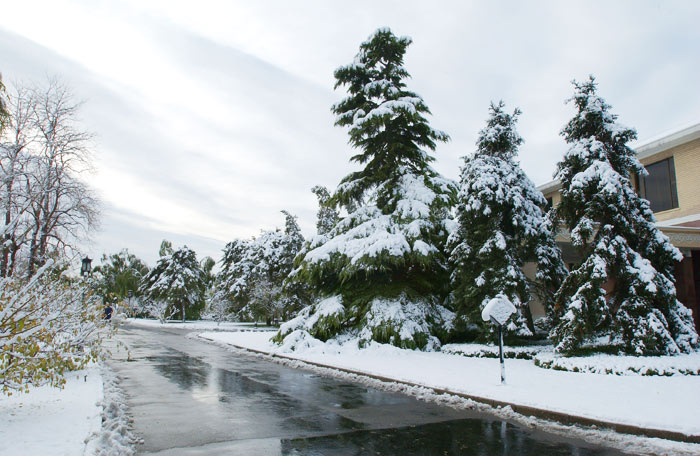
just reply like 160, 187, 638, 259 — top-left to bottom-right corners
639, 157, 678, 212
545, 197, 553, 210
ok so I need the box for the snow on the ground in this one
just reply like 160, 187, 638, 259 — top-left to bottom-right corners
534, 351, 700, 376
0, 367, 103, 456
126, 318, 277, 331
84, 365, 137, 455
198, 331, 700, 438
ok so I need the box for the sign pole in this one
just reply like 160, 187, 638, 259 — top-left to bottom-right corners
498, 323, 505, 384
482, 295, 515, 386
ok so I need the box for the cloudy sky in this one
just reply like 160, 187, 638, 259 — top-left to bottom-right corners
1, 0, 699, 266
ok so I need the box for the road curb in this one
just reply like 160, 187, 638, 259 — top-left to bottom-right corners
207, 338, 700, 445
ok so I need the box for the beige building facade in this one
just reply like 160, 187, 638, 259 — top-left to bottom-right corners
535, 122, 700, 331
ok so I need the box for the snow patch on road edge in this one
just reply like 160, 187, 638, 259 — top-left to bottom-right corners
84, 364, 137, 455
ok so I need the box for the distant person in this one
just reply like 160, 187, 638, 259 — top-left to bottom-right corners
104, 304, 113, 320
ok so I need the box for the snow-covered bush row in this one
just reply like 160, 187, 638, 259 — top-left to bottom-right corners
533, 352, 700, 376
0, 261, 110, 394
441, 343, 551, 360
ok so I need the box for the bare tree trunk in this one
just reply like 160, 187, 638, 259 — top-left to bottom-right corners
1, 182, 11, 277
27, 233, 39, 278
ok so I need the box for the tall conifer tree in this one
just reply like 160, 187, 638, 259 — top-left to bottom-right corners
449, 102, 566, 339
551, 77, 698, 355
278, 28, 455, 350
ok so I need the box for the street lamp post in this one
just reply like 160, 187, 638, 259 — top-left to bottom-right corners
81, 256, 92, 278
80, 256, 92, 309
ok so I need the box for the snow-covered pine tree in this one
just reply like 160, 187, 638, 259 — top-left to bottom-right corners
449, 102, 567, 340
214, 211, 305, 323
140, 244, 206, 322
215, 238, 253, 311
276, 28, 456, 350
551, 76, 699, 355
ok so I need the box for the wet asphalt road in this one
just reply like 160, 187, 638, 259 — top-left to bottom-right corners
108, 325, 623, 455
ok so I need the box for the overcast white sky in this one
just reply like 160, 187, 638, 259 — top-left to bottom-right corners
1, 0, 699, 266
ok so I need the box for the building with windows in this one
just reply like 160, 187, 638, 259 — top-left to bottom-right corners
535, 122, 700, 331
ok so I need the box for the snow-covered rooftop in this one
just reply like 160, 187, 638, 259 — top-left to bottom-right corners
633, 120, 700, 160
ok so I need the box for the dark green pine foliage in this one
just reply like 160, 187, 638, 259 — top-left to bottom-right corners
279, 28, 456, 350
449, 102, 567, 341
551, 76, 699, 355
140, 245, 206, 322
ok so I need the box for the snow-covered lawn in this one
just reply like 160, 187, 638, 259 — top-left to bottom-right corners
0, 364, 135, 456
198, 331, 700, 439
0, 367, 103, 456
126, 318, 277, 332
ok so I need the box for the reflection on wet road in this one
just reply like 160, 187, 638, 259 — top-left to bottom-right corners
109, 326, 622, 455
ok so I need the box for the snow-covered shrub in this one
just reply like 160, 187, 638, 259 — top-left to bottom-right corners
204, 292, 232, 324
143, 299, 175, 324
358, 295, 453, 350
248, 277, 284, 325
442, 343, 550, 360
275, 329, 325, 353
273, 296, 346, 343
533, 352, 700, 376
0, 261, 109, 395
274, 295, 453, 351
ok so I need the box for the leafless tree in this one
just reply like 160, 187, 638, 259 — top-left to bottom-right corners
0, 83, 35, 277
0, 76, 99, 278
